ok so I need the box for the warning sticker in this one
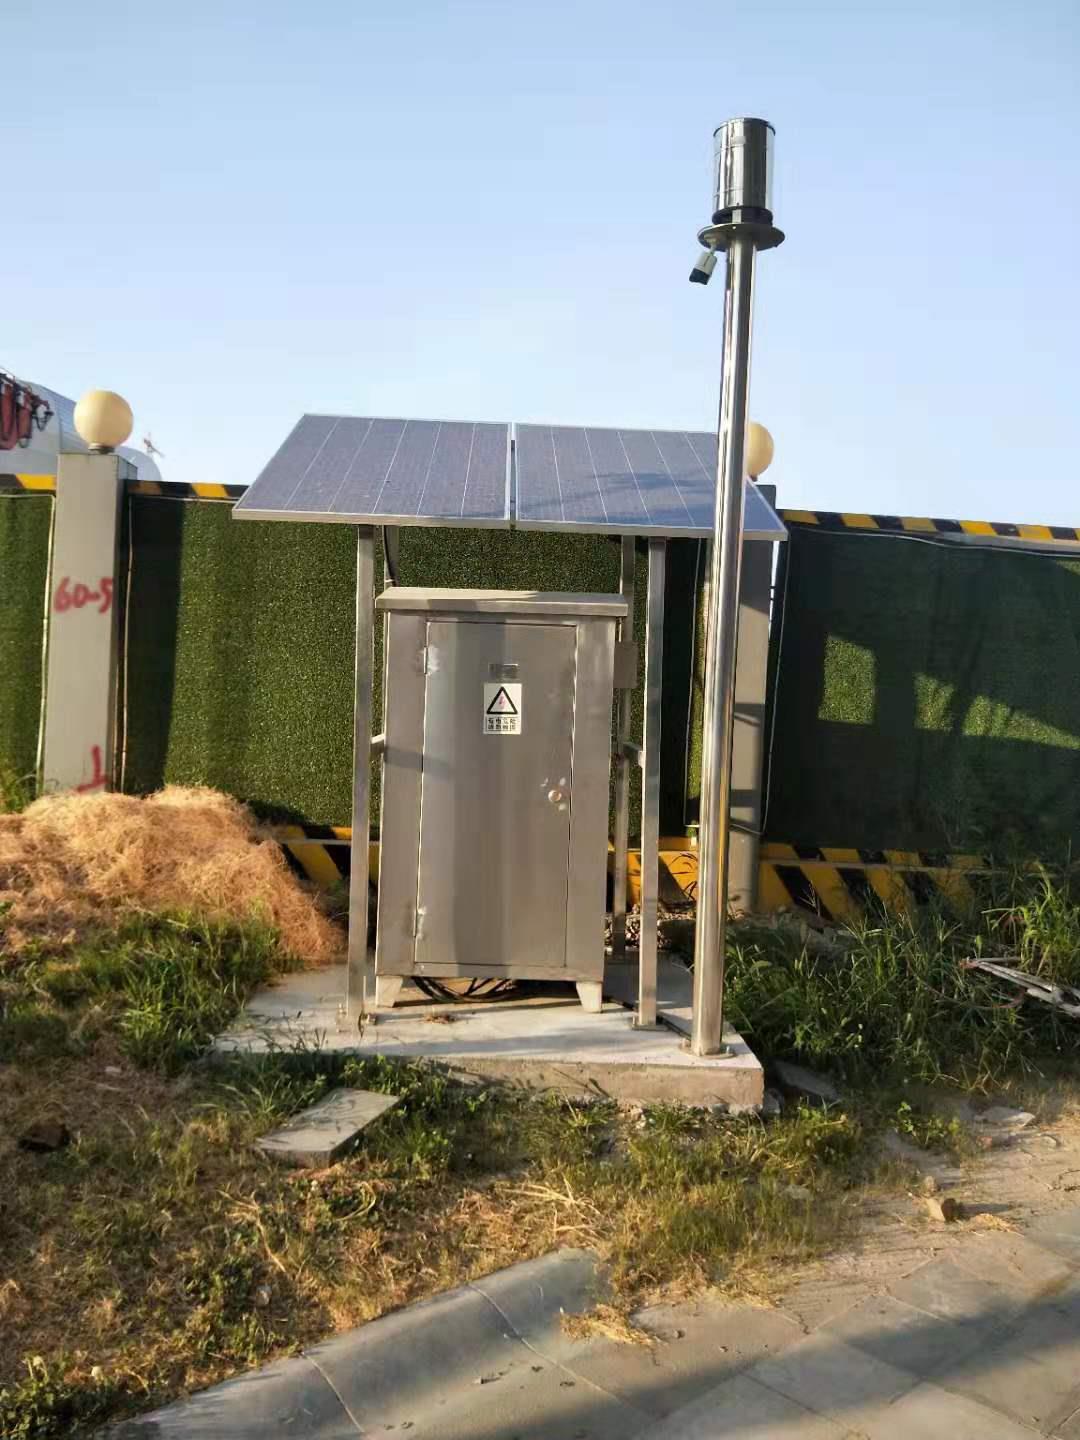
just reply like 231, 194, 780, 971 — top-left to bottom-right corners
483, 682, 522, 735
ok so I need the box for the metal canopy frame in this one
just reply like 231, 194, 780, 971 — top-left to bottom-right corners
235, 412, 787, 1034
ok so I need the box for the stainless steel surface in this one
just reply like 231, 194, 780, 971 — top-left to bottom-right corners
728, 482, 777, 913
637, 539, 666, 1028
234, 416, 511, 528
692, 231, 757, 1057
697, 220, 785, 254
416, 620, 575, 973
377, 588, 629, 617
612, 639, 638, 690
712, 117, 774, 221
610, 538, 636, 958
347, 527, 376, 1020
564, 607, 620, 973
375, 594, 624, 997
514, 423, 787, 540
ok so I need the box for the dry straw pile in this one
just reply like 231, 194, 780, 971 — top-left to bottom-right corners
0, 785, 342, 960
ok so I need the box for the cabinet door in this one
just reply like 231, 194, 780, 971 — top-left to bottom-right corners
415, 620, 575, 973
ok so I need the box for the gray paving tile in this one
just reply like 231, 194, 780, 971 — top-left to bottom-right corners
822, 1292, 988, 1382
747, 1331, 917, 1428
862, 1380, 1048, 1439
637, 1371, 852, 1439
951, 1232, 1076, 1302
255, 1088, 400, 1166
1028, 1208, 1080, 1266
108, 1355, 357, 1437
307, 1283, 520, 1428
1054, 1399, 1080, 1436
889, 1257, 1022, 1329
553, 1298, 804, 1421
387, 1361, 648, 1440
945, 1284, 1080, 1432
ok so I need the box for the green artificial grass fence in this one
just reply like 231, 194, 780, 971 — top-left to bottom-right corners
123, 501, 700, 832
0, 496, 52, 782
763, 528, 1080, 854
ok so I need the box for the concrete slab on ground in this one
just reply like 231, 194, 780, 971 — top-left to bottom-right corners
254, 1087, 399, 1167
215, 964, 764, 1109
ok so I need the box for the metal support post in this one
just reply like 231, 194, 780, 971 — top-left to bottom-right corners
637, 538, 666, 1028
347, 526, 376, 1021
690, 116, 784, 1057
693, 235, 755, 1054
610, 536, 636, 955
728, 482, 776, 912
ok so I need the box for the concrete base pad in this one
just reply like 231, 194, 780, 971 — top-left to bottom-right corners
216, 962, 763, 1109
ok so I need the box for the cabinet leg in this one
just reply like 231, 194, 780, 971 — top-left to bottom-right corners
576, 980, 603, 1014
375, 974, 404, 1010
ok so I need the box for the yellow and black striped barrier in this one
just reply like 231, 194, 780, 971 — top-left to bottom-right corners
0, 475, 249, 501
781, 508, 1080, 546
756, 842, 986, 923
128, 480, 248, 501
273, 828, 985, 925
0, 473, 56, 494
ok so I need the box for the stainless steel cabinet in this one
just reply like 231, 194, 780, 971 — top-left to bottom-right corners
374, 589, 627, 1011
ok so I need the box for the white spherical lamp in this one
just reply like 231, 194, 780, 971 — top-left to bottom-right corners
74, 390, 133, 453
745, 421, 774, 478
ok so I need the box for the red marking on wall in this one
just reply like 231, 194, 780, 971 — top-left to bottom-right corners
75, 745, 107, 793
54, 576, 114, 615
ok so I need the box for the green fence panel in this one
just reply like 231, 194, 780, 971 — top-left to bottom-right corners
764, 527, 1080, 853
123, 499, 358, 825
124, 504, 699, 833
0, 495, 52, 782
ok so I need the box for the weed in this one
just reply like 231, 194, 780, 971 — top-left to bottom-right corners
891, 1100, 971, 1158
0, 763, 34, 815
0, 1357, 124, 1440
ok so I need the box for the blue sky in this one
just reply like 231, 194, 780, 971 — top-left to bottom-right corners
8, 1, 1079, 522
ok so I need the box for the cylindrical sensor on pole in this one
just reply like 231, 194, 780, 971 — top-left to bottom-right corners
712, 118, 775, 224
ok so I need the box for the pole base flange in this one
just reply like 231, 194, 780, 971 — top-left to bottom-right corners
697, 221, 785, 253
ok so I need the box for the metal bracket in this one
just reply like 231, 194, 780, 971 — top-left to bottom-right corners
613, 640, 638, 690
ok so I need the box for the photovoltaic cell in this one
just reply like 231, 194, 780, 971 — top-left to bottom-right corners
234, 415, 511, 528
514, 424, 786, 540
235, 414, 787, 541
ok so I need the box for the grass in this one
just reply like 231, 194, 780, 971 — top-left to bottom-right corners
725, 862, 1080, 1091
5, 860, 1080, 1435
1, 913, 293, 1073
1, 1045, 881, 1437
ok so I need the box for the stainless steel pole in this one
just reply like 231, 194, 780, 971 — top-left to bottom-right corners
689, 116, 783, 1057
636, 537, 666, 1028
347, 525, 376, 1021
610, 536, 636, 957
691, 236, 756, 1054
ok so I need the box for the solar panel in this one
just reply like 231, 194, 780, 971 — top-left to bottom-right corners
234, 415, 511, 528
235, 415, 787, 541
514, 424, 786, 540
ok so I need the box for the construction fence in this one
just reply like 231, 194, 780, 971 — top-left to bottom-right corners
5, 478, 1079, 914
